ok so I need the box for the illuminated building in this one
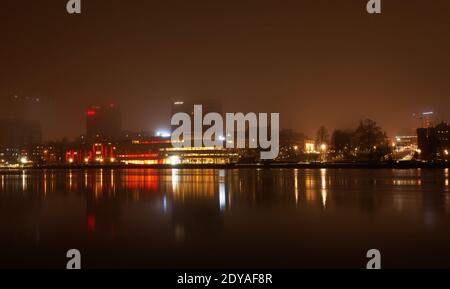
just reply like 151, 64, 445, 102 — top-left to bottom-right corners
304, 139, 316, 153
117, 153, 162, 165
112, 135, 239, 165
0, 147, 25, 166
392, 136, 417, 150
436, 122, 450, 144
30, 144, 65, 165
86, 104, 121, 141
115, 137, 172, 165
392, 136, 418, 153
161, 147, 239, 165
65, 143, 117, 164
390, 135, 418, 160
413, 111, 434, 128
417, 122, 450, 160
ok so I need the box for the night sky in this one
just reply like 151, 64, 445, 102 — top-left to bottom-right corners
1, 0, 450, 140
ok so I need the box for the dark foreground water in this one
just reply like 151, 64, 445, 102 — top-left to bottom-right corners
1, 168, 450, 268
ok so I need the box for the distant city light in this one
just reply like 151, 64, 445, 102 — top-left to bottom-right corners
174, 101, 184, 105
422, 111, 434, 115
320, 144, 327, 151
20, 157, 28, 164
305, 141, 315, 153
156, 130, 171, 138
86, 110, 97, 117
169, 155, 181, 165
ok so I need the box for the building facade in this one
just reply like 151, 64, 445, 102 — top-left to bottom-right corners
86, 104, 121, 141
417, 122, 450, 160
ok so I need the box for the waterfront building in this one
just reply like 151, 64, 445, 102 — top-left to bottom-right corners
417, 122, 450, 160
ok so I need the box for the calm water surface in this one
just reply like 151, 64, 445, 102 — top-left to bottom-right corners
1, 168, 450, 268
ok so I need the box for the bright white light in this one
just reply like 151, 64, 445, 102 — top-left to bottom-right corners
156, 130, 171, 138
20, 157, 28, 164
110, 157, 116, 162
169, 155, 181, 165
68, 158, 74, 163
218, 135, 226, 141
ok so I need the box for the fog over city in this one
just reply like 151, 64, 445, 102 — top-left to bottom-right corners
1, 0, 450, 141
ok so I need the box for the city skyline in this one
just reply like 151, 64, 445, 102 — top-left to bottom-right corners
0, 94, 446, 143
3, 0, 450, 273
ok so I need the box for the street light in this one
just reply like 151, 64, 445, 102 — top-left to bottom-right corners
320, 144, 327, 162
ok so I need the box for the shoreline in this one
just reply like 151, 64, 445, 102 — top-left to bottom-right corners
1, 161, 450, 170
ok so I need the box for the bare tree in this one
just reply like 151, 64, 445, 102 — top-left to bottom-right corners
316, 126, 329, 146
354, 119, 386, 152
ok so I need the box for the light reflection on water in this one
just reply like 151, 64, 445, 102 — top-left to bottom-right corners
1, 168, 450, 268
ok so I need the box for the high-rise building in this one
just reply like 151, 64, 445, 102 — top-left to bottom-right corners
86, 104, 121, 141
0, 96, 42, 150
413, 111, 435, 129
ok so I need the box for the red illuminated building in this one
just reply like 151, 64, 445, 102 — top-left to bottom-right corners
65, 143, 117, 164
